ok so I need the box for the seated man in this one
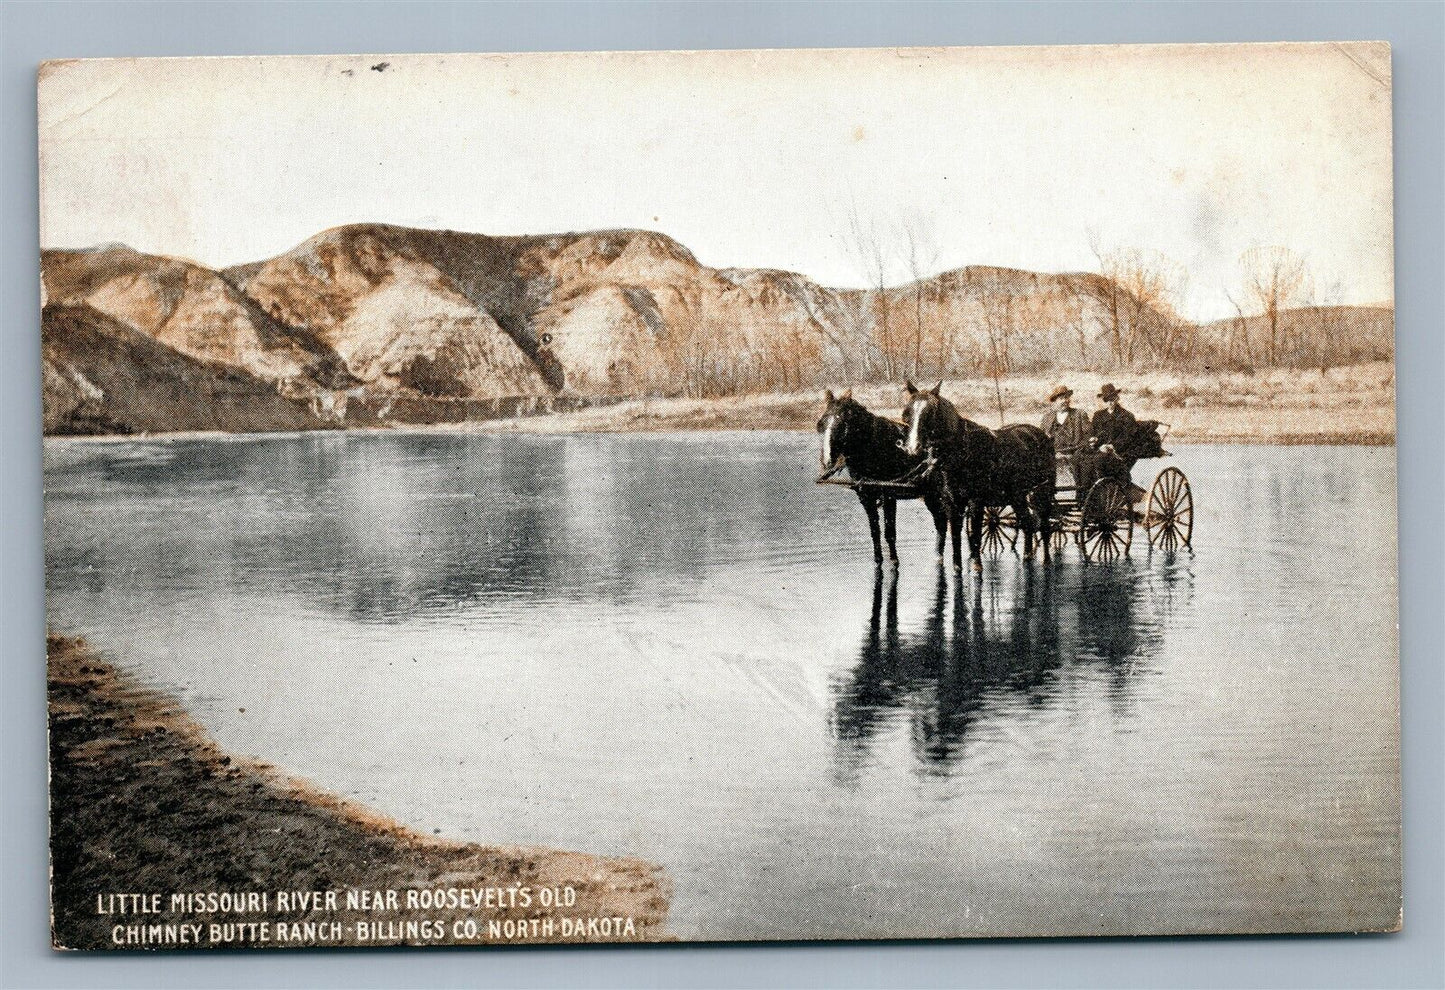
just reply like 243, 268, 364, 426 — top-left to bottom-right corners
1039, 385, 1091, 489
1087, 383, 1141, 493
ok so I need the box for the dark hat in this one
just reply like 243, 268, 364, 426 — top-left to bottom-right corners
1047, 384, 1073, 402
1098, 383, 1122, 401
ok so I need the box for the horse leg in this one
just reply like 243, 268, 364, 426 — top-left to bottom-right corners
861, 493, 883, 566
968, 500, 985, 573
925, 492, 947, 558
1046, 482, 1057, 560
948, 503, 965, 571
1016, 497, 1036, 558
882, 497, 899, 566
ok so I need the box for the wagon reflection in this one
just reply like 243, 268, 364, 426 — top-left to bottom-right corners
830, 559, 1194, 778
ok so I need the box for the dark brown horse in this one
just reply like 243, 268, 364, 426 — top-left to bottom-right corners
899, 381, 1055, 571
818, 390, 948, 566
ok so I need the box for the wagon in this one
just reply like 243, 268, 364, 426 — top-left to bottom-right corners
814, 421, 1193, 562
979, 422, 1193, 560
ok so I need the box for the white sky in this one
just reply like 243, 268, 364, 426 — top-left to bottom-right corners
38, 43, 1393, 321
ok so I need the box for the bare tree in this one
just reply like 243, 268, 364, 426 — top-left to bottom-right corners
1302, 279, 1350, 373
1121, 250, 1188, 362
978, 292, 1013, 426
836, 290, 879, 381
784, 279, 859, 385
1055, 289, 1090, 364
1238, 246, 1311, 367
1223, 291, 1254, 368
844, 204, 900, 380
900, 215, 942, 379
673, 284, 708, 398
1088, 235, 1189, 366
1085, 231, 1127, 365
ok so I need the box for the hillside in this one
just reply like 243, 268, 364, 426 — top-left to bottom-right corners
42, 245, 351, 392
42, 304, 321, 435
1194, 305, 1396, 370
39, 224, 1395, 436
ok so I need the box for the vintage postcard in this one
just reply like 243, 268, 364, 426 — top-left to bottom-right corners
39, 43, 1399, 948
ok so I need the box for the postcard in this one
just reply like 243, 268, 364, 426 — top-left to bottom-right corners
40, 43, 1398, 948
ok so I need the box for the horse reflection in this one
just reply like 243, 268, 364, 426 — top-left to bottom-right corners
831, 560, 1187, 779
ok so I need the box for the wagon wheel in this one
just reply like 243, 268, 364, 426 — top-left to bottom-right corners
1049, 514, 1072, 553
1049, 495, 1074, 552
1144, 466, 1194, 551
1078, 479, 1133, 561
980, 505, 1019, 555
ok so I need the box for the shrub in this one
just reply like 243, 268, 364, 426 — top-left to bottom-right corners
1159, 385, 1192, 409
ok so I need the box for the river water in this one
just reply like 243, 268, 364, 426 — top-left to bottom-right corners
43, 432, 1399, 939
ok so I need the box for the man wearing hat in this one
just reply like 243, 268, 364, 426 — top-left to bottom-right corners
1040, 384, 1091, 490
1088, 383, 1139, 490
1090, 383, 1137, 455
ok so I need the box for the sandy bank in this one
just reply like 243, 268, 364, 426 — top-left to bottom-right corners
42, 364, 1395, 446
456, 364, 1398, 445
47, 635, 671, 950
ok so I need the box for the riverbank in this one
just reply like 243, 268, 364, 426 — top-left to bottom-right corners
41, 363, 1396, 446
47, 635, 671, 950
464, 364, 1395, 445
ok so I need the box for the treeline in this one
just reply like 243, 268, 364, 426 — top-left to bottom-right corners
656, 244, 1392, 399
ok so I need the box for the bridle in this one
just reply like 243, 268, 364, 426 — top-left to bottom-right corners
899, 394, 938, 457
820, 404, 854, 472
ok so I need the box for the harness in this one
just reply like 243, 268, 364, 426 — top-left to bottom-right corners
817, 401, 939, 492
815, 451, 939, 491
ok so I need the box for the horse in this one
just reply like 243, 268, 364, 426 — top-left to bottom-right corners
899, 380, 1055, 571
817, 389, 949, 566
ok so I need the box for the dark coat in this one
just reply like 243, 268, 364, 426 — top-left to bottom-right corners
1039, 407, 1091, 456
1090, 405, 1138, 451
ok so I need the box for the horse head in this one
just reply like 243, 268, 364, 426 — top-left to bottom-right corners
900, 380, 951, 457
817, 388, 857, 470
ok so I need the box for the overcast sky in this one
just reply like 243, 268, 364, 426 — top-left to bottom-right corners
39, 43, 1393, 321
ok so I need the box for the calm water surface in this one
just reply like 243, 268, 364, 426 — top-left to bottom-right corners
44, 432, 1399, 938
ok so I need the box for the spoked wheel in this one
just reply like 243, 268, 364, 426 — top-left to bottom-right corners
1078, 479, 1133, 561
1050, 515, 1073, 553
980, 505, 1019, 555
1050, 494, 1077, 553
1144, 466, 1194, 551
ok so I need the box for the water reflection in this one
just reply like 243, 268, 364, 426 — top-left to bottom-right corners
44, 432, 830, 627
831, 559, 1194, 779
44, 436, 1399, 939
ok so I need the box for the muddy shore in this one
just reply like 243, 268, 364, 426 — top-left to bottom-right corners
47, 635, 671, 950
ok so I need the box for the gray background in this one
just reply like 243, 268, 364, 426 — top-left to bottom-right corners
2, 2, 1440, 987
